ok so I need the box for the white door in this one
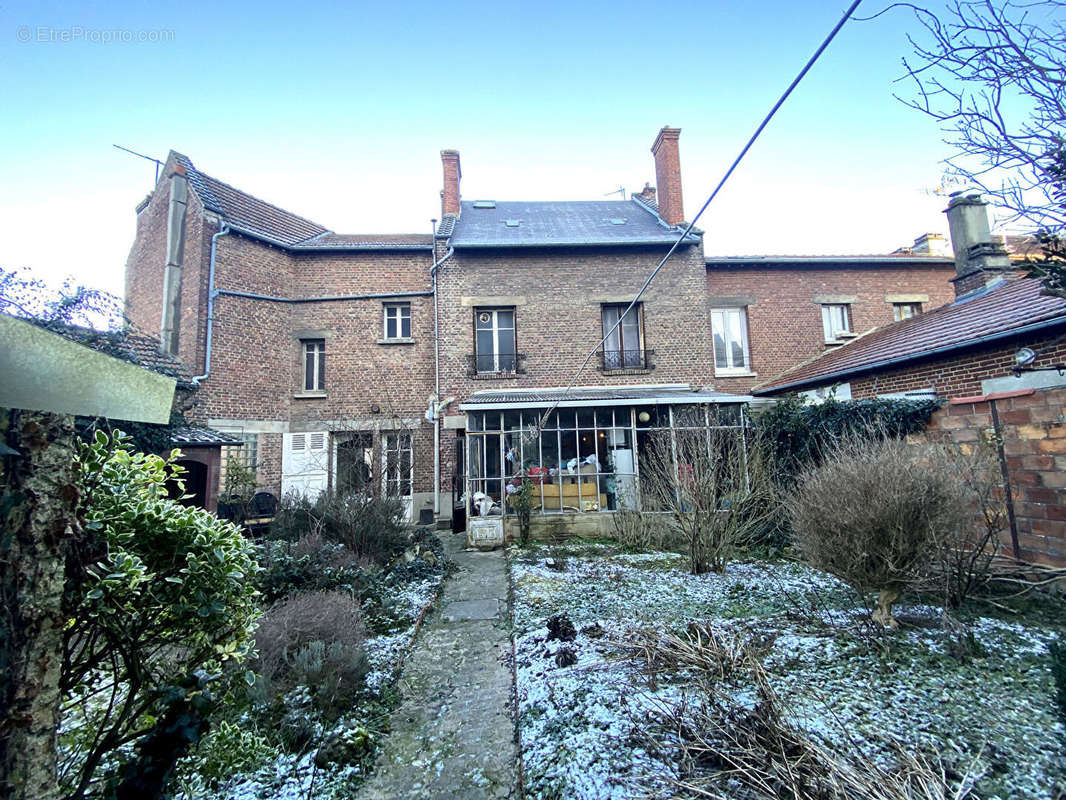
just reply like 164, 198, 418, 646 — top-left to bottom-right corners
282, 431, 329, 500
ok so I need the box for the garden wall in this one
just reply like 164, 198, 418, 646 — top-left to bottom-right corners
924, 386, 1066, 566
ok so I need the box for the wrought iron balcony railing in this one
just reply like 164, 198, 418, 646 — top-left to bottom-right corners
466, 353, 527, 378
598, 348, 653, 372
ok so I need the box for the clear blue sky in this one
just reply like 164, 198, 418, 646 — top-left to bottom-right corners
1, 0, 971, 297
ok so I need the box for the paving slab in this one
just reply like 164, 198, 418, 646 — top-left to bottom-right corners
359, 535, 517, 800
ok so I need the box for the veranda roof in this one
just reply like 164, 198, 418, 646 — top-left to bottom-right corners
459, 384, 752, 410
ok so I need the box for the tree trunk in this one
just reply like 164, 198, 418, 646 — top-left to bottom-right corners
0, 410, 78, 800
871, 587, 901, 629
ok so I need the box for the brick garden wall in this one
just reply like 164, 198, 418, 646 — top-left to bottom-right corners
707, 263, 956, 394
924, 387, 1066, 566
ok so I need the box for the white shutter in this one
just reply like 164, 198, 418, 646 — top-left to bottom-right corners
282, 431, 329, 500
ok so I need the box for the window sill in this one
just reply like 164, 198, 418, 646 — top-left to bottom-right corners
602, 367, 653, 376
377, 337, 415, 345
824, 337, 856, 346
471, 371, 523, 380
714, 369, 757, 378
293, 391, 328, 399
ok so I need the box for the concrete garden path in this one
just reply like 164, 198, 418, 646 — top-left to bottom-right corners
360, 533, 517, 799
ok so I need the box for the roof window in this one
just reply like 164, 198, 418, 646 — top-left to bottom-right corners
473, 200, 496, 209
504, 219, 521, 228
607, 218, 626, 225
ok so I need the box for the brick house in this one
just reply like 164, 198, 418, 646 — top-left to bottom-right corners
754, 195, 1066, 565
123, 126, 960, 534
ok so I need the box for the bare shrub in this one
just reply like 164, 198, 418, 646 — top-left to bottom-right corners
922, 442, 1004, 608
254, 590, 366, 689
787, 437, 972, 627
268, 492, 408, 566
641, 421, 778, 574
628, 625, 983, 799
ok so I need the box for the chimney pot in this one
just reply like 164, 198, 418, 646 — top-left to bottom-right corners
440, 149, 461, 217
650, 127, 684, 226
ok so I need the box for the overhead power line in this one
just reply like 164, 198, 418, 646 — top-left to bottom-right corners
531, 0, 864, 435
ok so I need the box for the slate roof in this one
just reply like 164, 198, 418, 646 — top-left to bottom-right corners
447, 199, 700, 248
171, 152, 429, 251
51, 325, 198, 389
170, 426, 242, 447
753, 277, 1066, 395
460, 384, 751, 408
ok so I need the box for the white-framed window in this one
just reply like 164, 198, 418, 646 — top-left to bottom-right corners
893, 302, 922, 321
383, 303, 412, 340
601, 303, 644, 369
711, 308, 751, 374
474, 307, 516, 373
821, 304, 851, 341
382, 432, 413, 498
302, 339, 325, 391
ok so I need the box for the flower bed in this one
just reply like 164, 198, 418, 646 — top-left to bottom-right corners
172, 535, 449, 800
510, 542, 1065, 800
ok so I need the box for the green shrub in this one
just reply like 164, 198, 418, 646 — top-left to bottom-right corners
62, 431, 261, 797
267, 492, 409, 566
257, 533, 370, 603
754, 395, 940, 488
185, 720, 274, 789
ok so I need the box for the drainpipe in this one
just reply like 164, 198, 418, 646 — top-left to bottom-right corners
430, 233, 456, 517
192, 221, 230, 383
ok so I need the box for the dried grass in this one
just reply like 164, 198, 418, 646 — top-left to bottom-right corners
621, 625, 984, 800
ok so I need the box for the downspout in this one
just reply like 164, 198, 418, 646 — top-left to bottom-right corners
430, 235, 456, 517
192, 221, 230, 383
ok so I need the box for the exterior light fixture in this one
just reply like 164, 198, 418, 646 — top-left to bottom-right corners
1015, 347, 1037, 367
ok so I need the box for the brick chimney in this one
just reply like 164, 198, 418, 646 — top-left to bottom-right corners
633, 182, 657, 206
945, 194, 1013, 297
440, 149, 461, 217
651, 127, 684, 226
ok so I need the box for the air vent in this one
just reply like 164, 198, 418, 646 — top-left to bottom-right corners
504, 219, 521, 228
473, 200, 496, 209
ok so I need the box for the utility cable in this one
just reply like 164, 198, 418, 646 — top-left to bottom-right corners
527, 0, 864, 439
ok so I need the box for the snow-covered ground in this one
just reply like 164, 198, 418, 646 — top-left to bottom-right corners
511, 543, 1066, 800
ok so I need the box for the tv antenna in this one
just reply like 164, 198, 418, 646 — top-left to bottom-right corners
113, 144, 164, 182
603, 186, 626, 199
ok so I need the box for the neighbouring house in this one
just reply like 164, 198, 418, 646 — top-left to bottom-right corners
704, 238, 957, 395
754, 194, 1066, 565
122, 126, 962, 536
50, 325, 242, 512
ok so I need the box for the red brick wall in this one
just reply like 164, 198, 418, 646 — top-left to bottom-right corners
434, 242, 713, 487
924, 388, 1066, 566
195, 235, 436, 495
706, 263, 957, 393
123, 161, 214, 371
848, 334, 1066, 399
